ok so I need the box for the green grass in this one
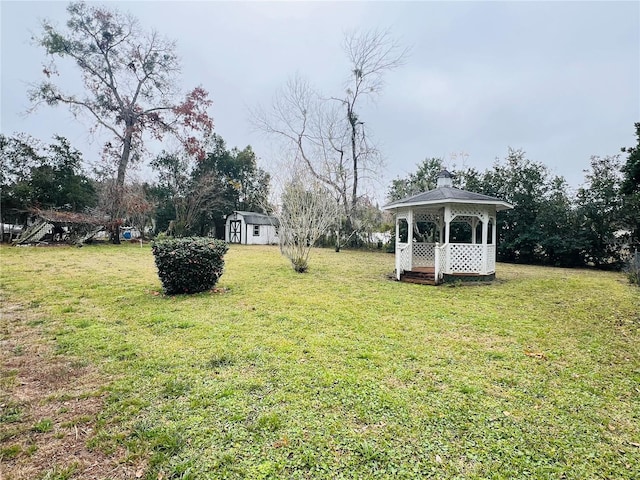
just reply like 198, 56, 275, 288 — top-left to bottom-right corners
31, 419, 53, 434
1, 243, 639, 479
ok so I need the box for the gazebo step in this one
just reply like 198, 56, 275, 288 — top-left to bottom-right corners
400, 270, 437, 285
401, 277, 437, 285
402, 270, 435, 278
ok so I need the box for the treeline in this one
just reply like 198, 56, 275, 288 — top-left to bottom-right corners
388, 124, 640, 269
3, 124, 639, 273
0, 133, 271, 240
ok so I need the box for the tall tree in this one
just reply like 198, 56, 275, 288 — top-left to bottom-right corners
30, 1, 213, 242
621, 123, 640, 194
620, 122, 640, 244
150, 134, 271, 238
0, 134, 97, 225
537, 176, 583, 267
31, 135, 97, 211
0, 134, 45, 227
187, 135, 271, 237
387, 157, 444, 201
576, 155, 625, 268
255, 29, 407, 250
150, 150, 216, 237
480, 149, 551, 264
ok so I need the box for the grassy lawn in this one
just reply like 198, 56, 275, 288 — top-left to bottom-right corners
1, 243, 639, 479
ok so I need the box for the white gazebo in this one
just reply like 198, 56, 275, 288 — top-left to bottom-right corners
383, 170, 513, 284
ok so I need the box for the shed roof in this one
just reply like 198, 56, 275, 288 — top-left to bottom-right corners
231, 211, 279, 226
383, 186, 512, 211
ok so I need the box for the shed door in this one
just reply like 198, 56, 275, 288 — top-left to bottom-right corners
229, 220, 242, 243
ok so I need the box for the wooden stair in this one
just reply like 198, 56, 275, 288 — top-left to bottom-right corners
400, 267, 437, 285
13, 220, 51, 245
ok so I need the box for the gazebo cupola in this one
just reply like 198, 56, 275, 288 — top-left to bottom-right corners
437, 169, 454, 188
383, 171, 513, 284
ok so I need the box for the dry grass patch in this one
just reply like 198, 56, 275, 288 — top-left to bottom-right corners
0, 301, 143, 480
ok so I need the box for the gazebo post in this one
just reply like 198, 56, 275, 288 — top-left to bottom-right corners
395, 216, 401, 280
444, 205, 451, 245
492, 216, 497, 245
482, 214, 489, 274
407, 209, 414, 272
443, 205, 452, 276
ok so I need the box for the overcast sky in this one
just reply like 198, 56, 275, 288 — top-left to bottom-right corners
1, 0, 638, 202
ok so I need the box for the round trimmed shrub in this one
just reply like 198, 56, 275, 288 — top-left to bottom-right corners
151, 237, 229, 294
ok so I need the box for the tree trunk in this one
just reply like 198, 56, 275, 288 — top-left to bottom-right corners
111, 224, 121, 244
111, 123, 134, 244
350, 115, 358, 218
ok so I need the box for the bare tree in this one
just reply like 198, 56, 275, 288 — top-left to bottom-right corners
30, 1, 213, 242
121, 183, 155, 240
276, 168, 338, 272
254, 29, 407, 250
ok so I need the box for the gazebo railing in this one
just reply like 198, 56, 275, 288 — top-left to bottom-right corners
486, 244, 496, 273
448, 243, 484, 274
412, 242, 436, 268
396, 242, 411, 279
400, 241, 496, 281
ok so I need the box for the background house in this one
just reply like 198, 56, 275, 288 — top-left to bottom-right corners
225, 211, 279, 245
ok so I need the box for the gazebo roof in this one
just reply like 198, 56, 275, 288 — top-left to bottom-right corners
383, 186, 513, 211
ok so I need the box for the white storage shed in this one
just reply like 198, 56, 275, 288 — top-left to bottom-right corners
225, 211, 279, 245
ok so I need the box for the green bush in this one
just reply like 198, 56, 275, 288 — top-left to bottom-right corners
151, 237, 229, 294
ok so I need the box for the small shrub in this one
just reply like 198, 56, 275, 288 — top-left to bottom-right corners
151, 237, 229, 295
384, 240, 395, 254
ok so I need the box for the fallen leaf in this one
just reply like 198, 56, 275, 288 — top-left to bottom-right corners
435, 454, 443, 463
524, 351, 546, 360
608, 424, 616, 431
629, 442, 640, 448
273, 435, 289, 448
503, 411, 511, 417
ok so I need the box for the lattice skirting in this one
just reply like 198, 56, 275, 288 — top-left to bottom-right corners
442, 272, 495, 283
